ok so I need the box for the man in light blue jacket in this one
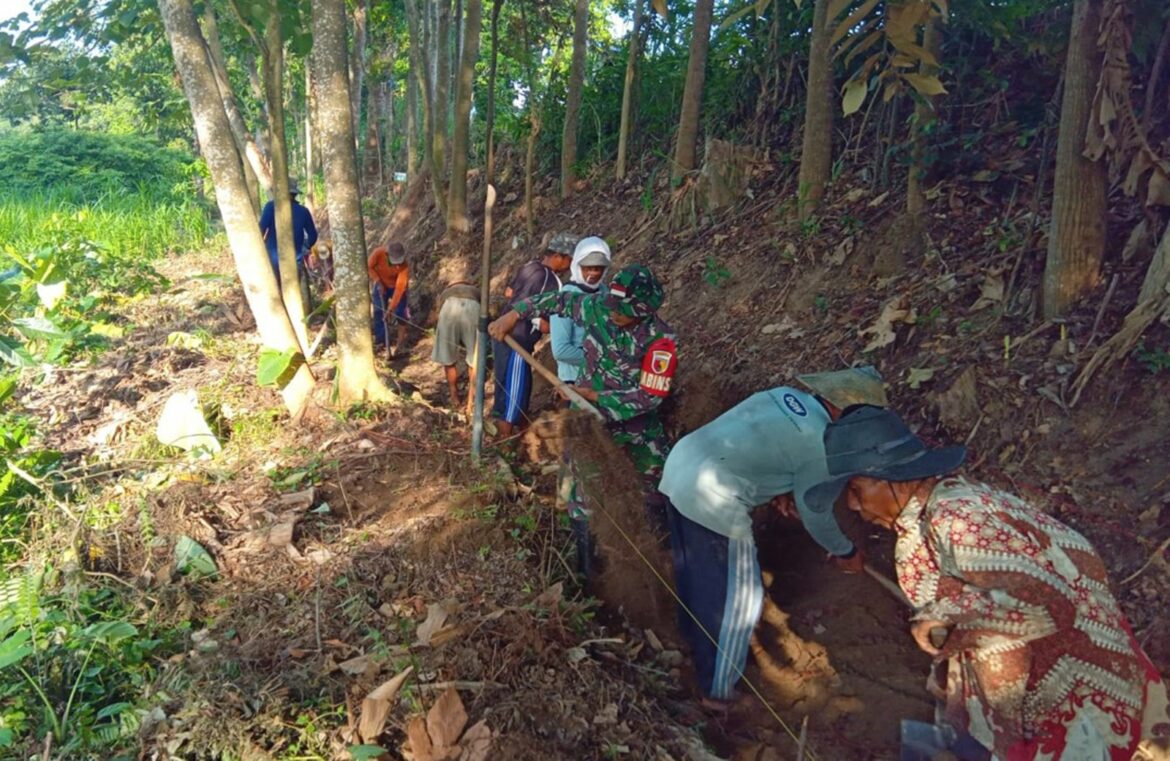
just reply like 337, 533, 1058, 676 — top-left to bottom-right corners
657, 368, 887, 707
550, 236, 612, 388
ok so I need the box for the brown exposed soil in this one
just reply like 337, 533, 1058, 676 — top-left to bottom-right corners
17, 142, 1170, 759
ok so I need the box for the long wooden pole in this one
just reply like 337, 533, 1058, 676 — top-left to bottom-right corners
502, 335, 604, 421
471, 185, 497, 461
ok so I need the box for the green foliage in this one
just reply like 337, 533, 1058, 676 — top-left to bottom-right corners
1133, 342, 1170, 375
0, 569, 185, 756
702, 256, 731, 287
0, 129, 203, 205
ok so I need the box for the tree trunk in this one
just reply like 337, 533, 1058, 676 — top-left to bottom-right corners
447, 0, 483, 234
671, 0, 714, 182
159, 0, 314, 421
305, 65, 316, 208
349, 0, 369, 151
520, 1, 539, 235
311, 0, 392, 404
200, 1, 272, 201
616, 0, 643, 181
363, 70, 382, 187
405, 0, 447, 217
561, 0, 589, 198
381, 80, 393, 186
907, 18, 939, 215
407, 72, 419, 178
798, 0, 833, 221
434, 0, 451, 197
485, 0, 504, 186
261, 13, 310, 352
1044, 0, 1107, 319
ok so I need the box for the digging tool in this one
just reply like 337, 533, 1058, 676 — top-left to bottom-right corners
864, 563, 949, 650
501, 335, 605, 422
471, 185, 497, 462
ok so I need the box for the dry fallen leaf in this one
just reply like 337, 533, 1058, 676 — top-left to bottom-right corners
267, 519, 297, 548
338, 654, 376, 677
416, 602, 452, 646
426, 688, 468, 748
406, 715, 435, 761
970, 272, 1005, 311
458, 719, 493, 761
278, 487, 316, 510
533, 582, 563, 609
859, 296, 917, 353
906, 367, 936, 390
358, 666, 414, 743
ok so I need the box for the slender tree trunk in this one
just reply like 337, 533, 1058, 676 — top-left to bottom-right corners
200, 1, 272, 201
349, 0, 369, 151
159, 0, 314, 420
311, 0, 391, 404
561, 0, 588, 197
798, 0, 833, 221
1044, 0, 1107, 318
447, 0, 483, 234
305, 65, 316, 208
907, 18, 939, 215
616, 0, 643, 181
407, 72, 419, 178
671, 0, 714, 182
434, 0, 451, 197
261, 14, 310, 352
363, 70, 382, 187
520, 1, 539, 235
485, 0, 504, 185
381, 81, 393, 185
453, 0, 463, 105
405, 0, 447, 216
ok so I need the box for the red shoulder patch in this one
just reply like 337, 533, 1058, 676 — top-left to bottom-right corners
639, 337, 677, 397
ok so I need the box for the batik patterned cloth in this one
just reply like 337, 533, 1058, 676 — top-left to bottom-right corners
894, 477, 1170, 761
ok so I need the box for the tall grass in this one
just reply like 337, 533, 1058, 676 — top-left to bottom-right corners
0, 188, 213, 264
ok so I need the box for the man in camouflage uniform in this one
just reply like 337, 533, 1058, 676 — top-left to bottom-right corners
488, 264, 678, 547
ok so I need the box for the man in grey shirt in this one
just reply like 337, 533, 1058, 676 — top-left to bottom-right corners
657, 368, 886, 706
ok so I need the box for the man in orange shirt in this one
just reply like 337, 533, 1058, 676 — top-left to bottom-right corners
368, 241, 410, 357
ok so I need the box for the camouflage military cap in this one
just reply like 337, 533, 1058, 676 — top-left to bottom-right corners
545, 232, 580, 255
604, 264, 665, 318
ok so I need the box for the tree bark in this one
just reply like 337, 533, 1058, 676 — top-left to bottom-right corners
907, 18, 939, 215
671, 0, 713, 182
435, 0, 452, 197
363, 66, 382, 187
616, 0, 643, 181
200, 1, 272, 202
407, 71, 419, 178
561, 0, 589, 197
798, 0, 833, 221
1044, 0, 1107, 318
305, 65, 317, 208
447, 0, 483, 234
311, 0, 392, 404
485, 0, 504, 186
261, 11, 310, 352
405, 0, 447, 217
159, 0, 314, 421
349, 0, 369, 150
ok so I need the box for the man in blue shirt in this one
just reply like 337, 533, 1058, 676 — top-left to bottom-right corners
490, 232, 575, 438
656, 368, 887, 707
259, 181, 318, 306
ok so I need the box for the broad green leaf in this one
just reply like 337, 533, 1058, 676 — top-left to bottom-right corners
903, 72, 947, 96
304, 295, 335, 322
0, 376, 16, 406
0, 629, 32, 669
0, 336, 34, 368
12, 317, 68, 342
827, 0, 852, 23
888, 38, 940, 68
841, 28, 882, 66
174, 535, 217, 579
842, 78, 868, 116
349, 746, 387, 761
85, 621, 138, 645
257, 348, 302, 388
717, 3, 756, 31
0, 726, 13, 747
95, 701, 133, 720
